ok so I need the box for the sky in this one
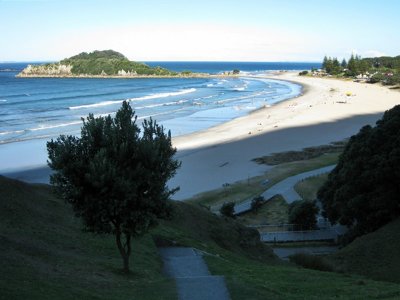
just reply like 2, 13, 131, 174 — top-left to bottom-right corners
1, 0, 399, 62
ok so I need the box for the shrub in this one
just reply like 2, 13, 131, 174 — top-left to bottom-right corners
220, 202, 235, 218
299, 70, 309, 76
288, 200, 319, 231
251, 196, 264, 213
368, 72, 384, 83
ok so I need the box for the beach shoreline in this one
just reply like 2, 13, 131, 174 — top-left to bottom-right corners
2, 72, 400, 200
169, 72, 400, 199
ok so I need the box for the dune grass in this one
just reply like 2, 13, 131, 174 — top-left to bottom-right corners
252, 141, 346, 165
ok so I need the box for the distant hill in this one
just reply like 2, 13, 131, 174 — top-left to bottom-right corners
17, 50, 178, 77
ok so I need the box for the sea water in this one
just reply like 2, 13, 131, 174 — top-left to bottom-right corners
0, 61, 320, 171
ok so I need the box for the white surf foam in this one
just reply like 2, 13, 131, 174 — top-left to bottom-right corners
30, 121, 82, 131
69, 88, 196, 110
136, 99, 189, 110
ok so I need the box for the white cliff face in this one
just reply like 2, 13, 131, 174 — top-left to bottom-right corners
20, 64, 73, 76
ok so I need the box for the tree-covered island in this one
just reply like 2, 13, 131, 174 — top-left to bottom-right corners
16, 50, 239, 78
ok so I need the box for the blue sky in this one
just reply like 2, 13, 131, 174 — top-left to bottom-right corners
1, 0, 399, 61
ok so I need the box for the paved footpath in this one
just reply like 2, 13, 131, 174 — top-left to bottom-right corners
234, 165, 336, 214
159, 247, 231, 300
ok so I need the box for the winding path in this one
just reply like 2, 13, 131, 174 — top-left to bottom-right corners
234, 165, 336, 215
159, 247, 231, 300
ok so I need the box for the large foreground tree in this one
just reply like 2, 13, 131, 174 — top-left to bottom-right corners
47, 101, 180, 273
318, 105, 400, 238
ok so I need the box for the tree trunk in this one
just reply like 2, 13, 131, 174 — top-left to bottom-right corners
115, 228, 131, 274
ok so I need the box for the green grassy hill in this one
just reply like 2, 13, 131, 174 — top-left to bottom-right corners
328, 218, 400, 283
0, 175, 176, 300
1, 175, 400, 299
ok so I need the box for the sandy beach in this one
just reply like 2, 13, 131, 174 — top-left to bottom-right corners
3, 72, 399, 200
169, 72, 400, 200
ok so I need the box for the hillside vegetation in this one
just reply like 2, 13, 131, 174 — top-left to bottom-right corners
318, 105, 400, 240
2, 176, 400, 299
18, 50, 177, 77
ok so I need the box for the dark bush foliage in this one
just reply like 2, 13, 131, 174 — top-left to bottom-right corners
318, 105, 400, 238
288, 200, 319, 231
220, 202, 235, 218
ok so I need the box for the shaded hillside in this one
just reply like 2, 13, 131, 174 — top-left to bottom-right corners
328, 218, 400, 283
156, 201, 277, 262
2, 176, 400, 299
0, 175, 176, 300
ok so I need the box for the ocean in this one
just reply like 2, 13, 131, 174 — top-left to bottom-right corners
0, 61, 320, 171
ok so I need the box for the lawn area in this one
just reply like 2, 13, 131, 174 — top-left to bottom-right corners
205, 252, 400, 300
294, 173, 328, 201
237, 195, 288, 226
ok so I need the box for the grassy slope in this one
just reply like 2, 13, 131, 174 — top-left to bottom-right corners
275, 160, 400, 285
294, 173, 328, 201
237, 195, 289, 226
0, 176, 176, 300
328, 218, 400, 283
2, 176, 400, 299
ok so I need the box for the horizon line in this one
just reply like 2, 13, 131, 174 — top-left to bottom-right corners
1, 60, 323, 64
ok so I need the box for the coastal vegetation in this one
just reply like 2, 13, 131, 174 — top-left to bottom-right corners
319, 54, 400, 85
47, 101, 180, 273
17, 50, 179, 77
318, 105, 400, 242
252, 141, 346, 165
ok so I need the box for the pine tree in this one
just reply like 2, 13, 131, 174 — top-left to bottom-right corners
322, 56, 329, 71
347, 54, 358, 76
341, 58, 347, 68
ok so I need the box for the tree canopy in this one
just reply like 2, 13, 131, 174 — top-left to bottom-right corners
47, 101, 180, 273
60, 50, 175, 76
318, 105, 400, 239
321, 53, 400, 85
288, 200, 319, 231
